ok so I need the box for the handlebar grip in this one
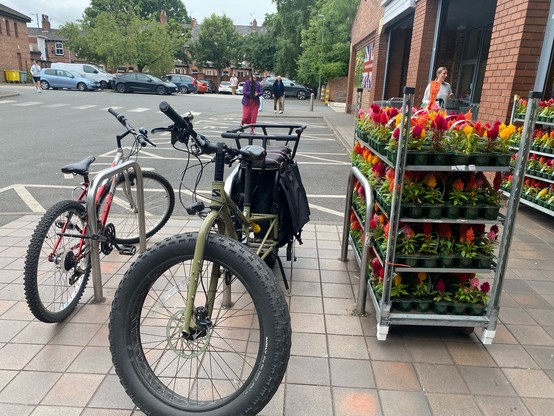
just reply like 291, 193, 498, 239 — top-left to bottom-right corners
159, 101, 187, 128
136, 135, 147, 147
108, 107, 126, 126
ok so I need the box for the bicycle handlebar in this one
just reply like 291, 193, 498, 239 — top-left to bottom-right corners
157, 101, 266, 162
108, 107, 153, 147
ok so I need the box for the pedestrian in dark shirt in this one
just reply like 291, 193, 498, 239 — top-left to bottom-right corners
272, 76, 285, 113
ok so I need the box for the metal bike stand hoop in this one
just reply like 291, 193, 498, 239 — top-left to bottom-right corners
86, 161, 147, 303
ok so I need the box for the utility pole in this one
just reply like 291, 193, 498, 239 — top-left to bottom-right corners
317, 14, 325, 100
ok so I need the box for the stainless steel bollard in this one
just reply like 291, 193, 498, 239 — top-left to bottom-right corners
310, 93, 314, 111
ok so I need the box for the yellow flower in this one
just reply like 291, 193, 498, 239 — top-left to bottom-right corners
463, 125, 474, 136
499, 123, 516, 139
424, 173, 437, 189
417, 272, 427, 283
539, 188, 548, 197
393, 274, 402, 286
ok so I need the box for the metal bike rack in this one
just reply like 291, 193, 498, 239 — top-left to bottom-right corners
86, 161, 146, 303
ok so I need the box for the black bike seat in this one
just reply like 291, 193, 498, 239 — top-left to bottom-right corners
61, 156, 96, 176
241, 145, 267, 162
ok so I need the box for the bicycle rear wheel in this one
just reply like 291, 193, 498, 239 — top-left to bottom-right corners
103, 170, 175, 244
24, 200, 91, 322
109, 232, 291, 416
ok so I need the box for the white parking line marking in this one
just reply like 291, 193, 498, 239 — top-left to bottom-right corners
43, 103, 69, 108
13, 185, 45, 213
75, 105, 97, 110
0, 100, 16, 104
14, 102, 43, 106
129, 107, 150, 112
100, 106, 124, 111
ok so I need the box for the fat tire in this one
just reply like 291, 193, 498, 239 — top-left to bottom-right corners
101, 171, 175, 244
24, 200, 90, 322
109, 232, 291, 416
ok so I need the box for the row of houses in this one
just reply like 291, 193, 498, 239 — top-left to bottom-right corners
346, 0, 554, 124
0, 3, 262, 84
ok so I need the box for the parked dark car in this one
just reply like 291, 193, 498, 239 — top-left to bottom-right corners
39, 68, 99, 91
261, 77, 313, 100
199, 79, 218, 93
162, 74, 197, 94
113, 73, 177, 95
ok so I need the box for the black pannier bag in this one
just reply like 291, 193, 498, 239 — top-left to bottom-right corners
276, 160, 310, 247
230, 151, 310, 249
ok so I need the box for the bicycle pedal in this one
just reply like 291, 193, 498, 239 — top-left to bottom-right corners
118, 245, 137, 256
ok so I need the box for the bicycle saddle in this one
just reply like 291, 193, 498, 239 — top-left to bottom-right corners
241, 145, 266, 162
61, 156, 96, 176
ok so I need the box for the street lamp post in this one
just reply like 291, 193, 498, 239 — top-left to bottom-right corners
318, 14, 325, 100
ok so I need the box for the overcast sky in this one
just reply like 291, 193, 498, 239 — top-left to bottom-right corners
2, 0, 276, 29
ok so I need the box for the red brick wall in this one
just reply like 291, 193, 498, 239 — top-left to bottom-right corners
406, 0, 440, 106
328, 77, 348, 102
346, 0, 384, 113
0, 14, 32, 82
479, 0, 549, 123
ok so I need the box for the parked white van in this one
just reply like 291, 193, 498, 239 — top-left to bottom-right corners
51, 63, 114, 89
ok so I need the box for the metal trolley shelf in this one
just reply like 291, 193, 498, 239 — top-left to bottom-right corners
340, 88, 542, 344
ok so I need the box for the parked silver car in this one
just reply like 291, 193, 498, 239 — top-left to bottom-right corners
39, 68, 99, 91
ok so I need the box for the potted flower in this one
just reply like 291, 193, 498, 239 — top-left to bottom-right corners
429, 112, 450, 164
412, 272, 432, 312
418, 223, 439, 267
475, 224, 499, 269
394, 224, 420, 267
390, 273, 412, 311
466, 277, 491, 315
401, 171, 425, 218
421, 173, 445, 218
446, 178, 468, 218
456, 225, 478, 267
462, 174, 481, 219
370, 257, 384, 300
431, 277, 452, 314
437, 223, 457, 267
479, 172, 503, 219
452, 273, 474, 314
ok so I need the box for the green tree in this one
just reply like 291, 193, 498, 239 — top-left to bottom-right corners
242, 31, 276, 73
191, 14, 241, 83
296, 0, 359, 89
266, 0, 316, 79
60, 0, 187, 74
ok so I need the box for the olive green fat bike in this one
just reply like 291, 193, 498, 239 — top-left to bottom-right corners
109, 102, 306, 416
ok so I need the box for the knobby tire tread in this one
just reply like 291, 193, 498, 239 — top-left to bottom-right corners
109, 232, 291, 416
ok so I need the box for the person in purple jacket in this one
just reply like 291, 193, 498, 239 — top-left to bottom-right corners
241, 73, 263, 133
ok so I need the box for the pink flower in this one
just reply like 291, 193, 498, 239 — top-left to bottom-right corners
435, 278, 446, 293
469, 277, 480, 290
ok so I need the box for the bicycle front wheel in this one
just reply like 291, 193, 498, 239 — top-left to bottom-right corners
24, 200, 91, 322
103, 170, 175, 244
109, 232, 291, 416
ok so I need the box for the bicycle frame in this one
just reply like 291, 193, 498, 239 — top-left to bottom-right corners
50, 140, 139, 269
181, 155, 280, 335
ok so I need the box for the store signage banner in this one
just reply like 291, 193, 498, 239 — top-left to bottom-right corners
362, 41, 375, 89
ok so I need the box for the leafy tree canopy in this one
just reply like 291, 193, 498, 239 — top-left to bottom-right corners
296, 0, 359, 87
190, 14, 241, 83
61, 0, 189, 75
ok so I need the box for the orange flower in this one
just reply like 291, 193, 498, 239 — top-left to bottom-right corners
453, 179, 464, 191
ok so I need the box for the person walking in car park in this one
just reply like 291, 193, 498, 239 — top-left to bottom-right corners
31, 60, 41, 93
272, 76, 285, 113
241, 74, 262, 134
230, 74, 239, 95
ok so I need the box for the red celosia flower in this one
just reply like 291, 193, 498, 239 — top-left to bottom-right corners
480, 282, 491, 293
435, 278, 446, 292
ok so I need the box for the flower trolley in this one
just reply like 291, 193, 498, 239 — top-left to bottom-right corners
341, 88, 541, 344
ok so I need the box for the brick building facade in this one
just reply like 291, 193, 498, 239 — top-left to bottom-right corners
347, 0, 554, 124
0, 3, 32, 82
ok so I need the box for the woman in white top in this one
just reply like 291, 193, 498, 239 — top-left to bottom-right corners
422, 67, 454, 108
